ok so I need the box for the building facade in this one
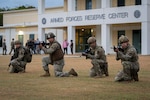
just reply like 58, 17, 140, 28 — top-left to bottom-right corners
38, 0, 150, 55
0, 0, 150, 55
0, 7, 63, 54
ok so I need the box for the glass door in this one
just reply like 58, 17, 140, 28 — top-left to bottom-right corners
76, 29, 92, 52
18, 35, 24, 46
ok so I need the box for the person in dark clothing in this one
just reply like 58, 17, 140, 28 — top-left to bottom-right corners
70, 40, 73, 54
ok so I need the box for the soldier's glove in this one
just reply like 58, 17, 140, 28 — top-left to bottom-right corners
113, 46, 119, 52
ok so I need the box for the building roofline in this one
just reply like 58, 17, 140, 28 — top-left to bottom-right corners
0, 6, 63, 14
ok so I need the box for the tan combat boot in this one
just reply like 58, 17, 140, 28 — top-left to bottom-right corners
69, 68, 78, 76
40, 70, 50, 77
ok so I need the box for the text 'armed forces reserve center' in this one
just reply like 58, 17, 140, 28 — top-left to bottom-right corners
1, 0, 150, 55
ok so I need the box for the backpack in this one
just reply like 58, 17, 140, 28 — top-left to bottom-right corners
23, 47, 32, 63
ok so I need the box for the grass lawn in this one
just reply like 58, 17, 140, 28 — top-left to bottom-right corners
0, 54, 150, 100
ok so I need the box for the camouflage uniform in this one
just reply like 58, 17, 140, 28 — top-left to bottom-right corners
41, 32, 78, 77
9, 40, 27, 73
9, 38, 15, 55
86, 37, 108, 77
2, 39, 7, 55
115, 35, 140, 81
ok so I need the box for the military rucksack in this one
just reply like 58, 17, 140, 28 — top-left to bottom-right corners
23, 47, 32, 63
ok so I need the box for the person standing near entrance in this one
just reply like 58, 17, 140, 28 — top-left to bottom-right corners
39, 32, 78, 77
2, 39, 7, 55
114, 35, 140, 82
70, 40, 73, 54
9, 38, 15, 55
62, 39, 69, 54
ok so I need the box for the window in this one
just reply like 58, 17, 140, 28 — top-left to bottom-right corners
86, 0, 92, 10
117, 0, 125, 7
0, 14, 3, 26
135, 0, 141, 5
0, 35, 2, 47
29, 34, 34, 40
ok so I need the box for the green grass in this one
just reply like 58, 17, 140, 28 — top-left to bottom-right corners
0, 55, 150, 100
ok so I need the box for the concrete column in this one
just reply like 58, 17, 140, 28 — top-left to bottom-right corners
141, 0, 150, 55
141, 22, 150, 55
5, 29, 11, 53
38, 28, 45, 41
101, 0, 110, 8
38, 0, 45, 41
68, 0, 75, 11
67, 26, 75, 54
142, 0, 150, 5
56, 29, 64, 46
101, 24, 110, 55
95, 25, 101, 46
38, 0, 45, 14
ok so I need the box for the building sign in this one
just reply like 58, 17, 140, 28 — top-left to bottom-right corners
40, 6, 143, 27
42, 12, 129, 24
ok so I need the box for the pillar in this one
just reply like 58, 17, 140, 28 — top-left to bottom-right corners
96, 25, 101, 46
67, 26, 75, 54
38, 0, 45, 41
101, 24, 111, 54
101, 0, 110, 8
141, 22, 150, 55
141, 0, 150, 55
68, 0, 75, 11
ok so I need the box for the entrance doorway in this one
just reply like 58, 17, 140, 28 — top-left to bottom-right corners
76, 29, 92, 52
18, 35, 24, 46
132, 30, 141, 54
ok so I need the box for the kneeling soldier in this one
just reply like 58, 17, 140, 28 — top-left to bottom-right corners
39, 32, 78, 77
9, 40, 27, 73
83, 37, 108, 77
114, 35, 140, 82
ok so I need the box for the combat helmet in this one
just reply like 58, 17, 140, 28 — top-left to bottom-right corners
14, 40, 21, 45
119, 35, 129, 44
87, 37, 96, 44
47, 32, 56, 39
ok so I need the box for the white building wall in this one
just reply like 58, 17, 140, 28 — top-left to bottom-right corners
37, 0, 150, 55
95, 25, 101, 46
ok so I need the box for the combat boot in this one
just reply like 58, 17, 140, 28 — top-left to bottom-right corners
133, 72, 139, 81
40, 70, 50, 77
69, 68, 78, 76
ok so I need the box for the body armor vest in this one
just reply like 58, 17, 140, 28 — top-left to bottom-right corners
50, 41, 64, 63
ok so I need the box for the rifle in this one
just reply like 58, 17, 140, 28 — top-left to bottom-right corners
112, 45, 124, 52
82, 48, 91, 55
81, 48, 95, 59
111, 45, 124, 61
35, 41, 49, 48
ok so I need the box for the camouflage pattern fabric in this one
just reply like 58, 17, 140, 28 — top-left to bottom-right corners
86, 45, 107, 77
42, 40, 69, 77
115, 44, 140, 81
9, 46, 27, 73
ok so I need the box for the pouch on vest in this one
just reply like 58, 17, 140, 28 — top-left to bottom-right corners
23, 47, 32, 63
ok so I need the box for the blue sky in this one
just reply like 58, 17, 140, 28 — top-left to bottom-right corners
0, 0, 64, 8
